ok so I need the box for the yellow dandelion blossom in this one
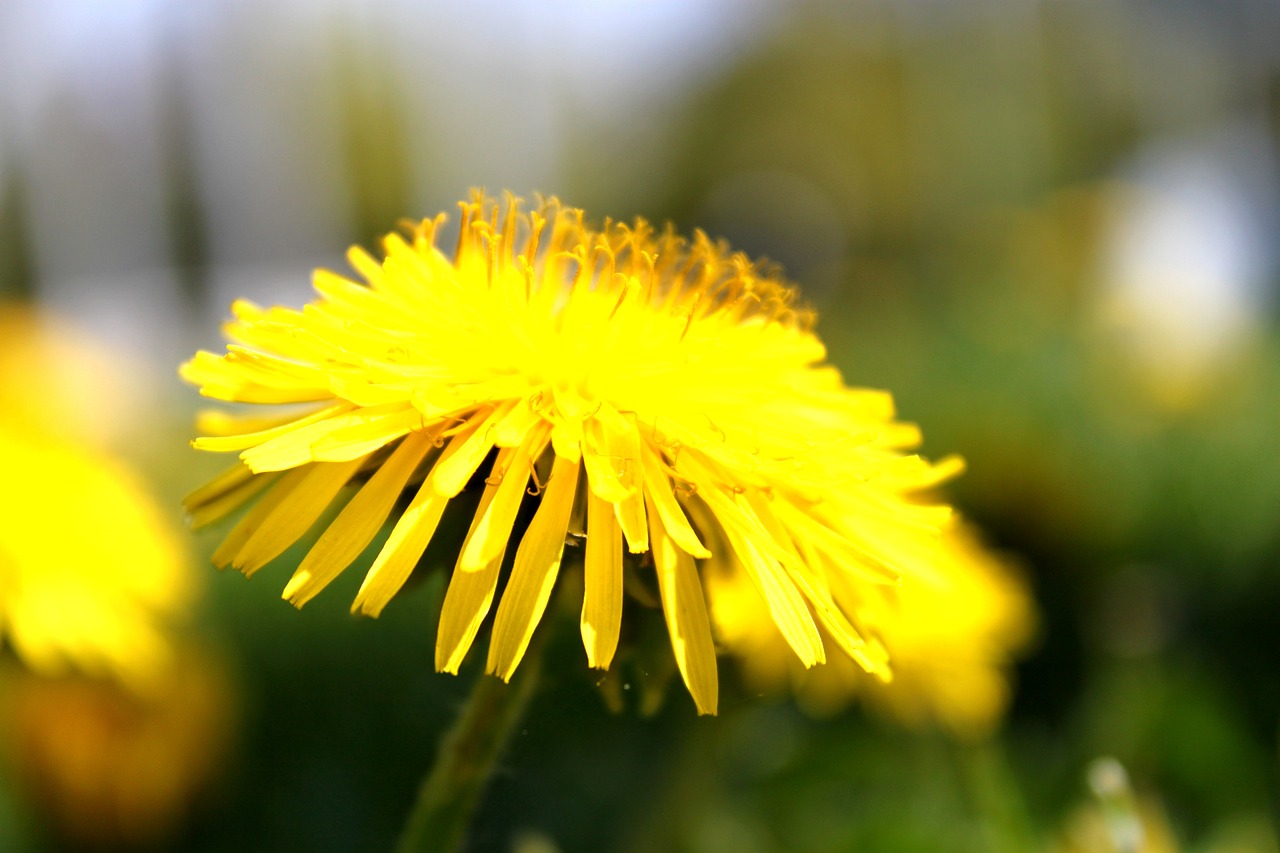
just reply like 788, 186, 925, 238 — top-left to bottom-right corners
0, 428, 193, 687
182, 192, 960, 715
710, 521, 1035, 734
0, 307, 192, 687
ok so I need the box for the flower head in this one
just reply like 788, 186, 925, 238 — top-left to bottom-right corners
182, 192, 960, 714
0, 308, 193, 687
0, 433, 192, 686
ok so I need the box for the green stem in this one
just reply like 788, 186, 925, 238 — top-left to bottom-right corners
395, 656, 542, 853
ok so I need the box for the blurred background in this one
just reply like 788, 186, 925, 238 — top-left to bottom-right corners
1, 0, 1278, 850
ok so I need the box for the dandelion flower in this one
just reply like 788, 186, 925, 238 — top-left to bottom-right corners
709, 521, 1035, 734
182, 192, 961, 715
0, 308, 193, 687
0, 429, 192, 686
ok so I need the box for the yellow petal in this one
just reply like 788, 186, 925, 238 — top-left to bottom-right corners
435, 449, 513, 674
771, 499, 900, 584
308, 406, 427, 463
614, 489, 649, 554
187, 469, 279, 530
430, 403, 511, 497
239, 403, 413, 472
180, 349, 333, 404
184, 462, 258, 513
349, 484, 447, 615
675, 451, 796, 568
582, 437, 632, 503
743, 490, 890, 677
641, 442, 710, 558
326, 376, 417, 408
221, 302, 331, 361
581, 403, 641, 502
230, 456, 367, 575
211, 466, 311, 568
195, 407, 320, 438
380, 232, 436, 296
179, 348, 329, 396
486, 454, 580, 681
491, 395, 541, 447
224, 345, 331, 387
282, 431, 434, 608
581, 489, 623, 669
346, 245, 387, 288
312, 267, 385, 311
647, 496, 719, 715
719, 517, 824, 668
456, 424, 548, 571
786, 536, 888, 676
191, 403, 354, 453
350, 425, 480, 617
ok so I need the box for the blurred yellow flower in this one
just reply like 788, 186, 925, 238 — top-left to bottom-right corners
183, 192, 960, 714
0, 310, 193, 688
0, 647, 234, 848
0, 307, 150, 447
710, 522, 1035, 736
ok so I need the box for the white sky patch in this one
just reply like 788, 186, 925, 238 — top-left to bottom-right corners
0, 0, 773, 369
1099, 122, 1278, 381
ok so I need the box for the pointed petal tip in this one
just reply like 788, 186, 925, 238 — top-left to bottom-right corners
281, 582, 312, 610
483, 660, 515, 683
435, 633, 473, 676
350, 595, 386, 618
435, 658, 461, 676
584, 653, 614, 671
233, 552, 273, 577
